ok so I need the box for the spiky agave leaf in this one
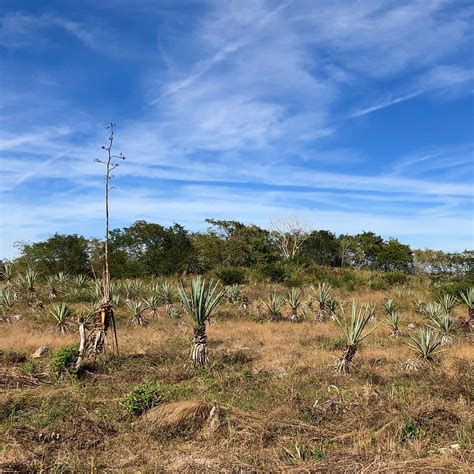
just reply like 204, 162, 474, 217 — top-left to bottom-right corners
0, 263, 15, 283
333, 302, 380, 374
49, 302, 74, 334
55, 272, 69, 285
143, 293, 160, 317
285, 288, 303, 322
261, 293, 284, 321
178, 277, 224, 328
45, 275, 59, 299
334, 301, 380, 346
459, 288, 474, 309
439, 294, 458, 315
285, 288, 303, 311
311, 282, 332, 304
19, 269, 40, 293
429, 313, 454, 346
122, 279, 138, 299
72, 274, 88, 289
225, 284, 242, 304
158, 282, 175, 305
127, 299, 146, 326
386, 310, 404, 336
110, 291, 124, 308
88, 279, 104, 301
383, 299, 397, 315
1, 287, 16, 313
424, 302, 442, 321
406, 327, 445, 361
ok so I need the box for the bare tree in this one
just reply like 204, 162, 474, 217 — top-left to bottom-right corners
94, 123, 126, 303
77, 123, 125, 366
269, 216, 311, 260
339, 236, 352, 268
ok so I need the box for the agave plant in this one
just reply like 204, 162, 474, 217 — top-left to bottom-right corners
56, 272, 69, 285
311, 283, 332, 321
459, 288, 474, 326
110, 291, 124, 308
73, 274, 88, 289
333, 301, 379, 374
19, 269, 40, 295
383, 299, 402, 336
1, 287, 16, 321
122, 279, 138, 301
127, 300, 146, 326
144, 294, 160, 318
158, 282, 174, 306
387, 310, 403, 337
439, 294, 458, 316
261, 293, 284, 321
89, 279, 103, 304
424, 302, 442, 321
429, 313, 454, 346
226, 284, 242, 305
285, 288, 303, 322
178, 277, 224, 368
366, 302, 376, 323
45, 275, 59, 299
50, 302, 74, 334
404, 327, 445, 371
383, 299, 396, 315
0, 263, 15, 284
327, 297, 339, 320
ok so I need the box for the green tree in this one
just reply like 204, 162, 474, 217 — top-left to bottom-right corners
349, 232, 384, 268
17, 233, 89, 275
205, 219, 278, 267
109, 221, 194, 277
300, 230, 340, 266
376, 239, 413, 273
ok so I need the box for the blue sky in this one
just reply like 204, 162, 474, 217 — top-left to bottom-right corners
0, 0, 473, 259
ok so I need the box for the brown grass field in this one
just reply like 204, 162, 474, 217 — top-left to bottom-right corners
0, 282, 473, 472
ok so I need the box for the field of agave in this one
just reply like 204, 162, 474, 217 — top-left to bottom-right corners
0, 263, 473, 471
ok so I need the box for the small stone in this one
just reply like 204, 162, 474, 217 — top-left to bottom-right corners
32, 346, 50, 358
407, 323, 416, 330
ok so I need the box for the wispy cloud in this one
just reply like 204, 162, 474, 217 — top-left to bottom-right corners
0, 0, 473, 258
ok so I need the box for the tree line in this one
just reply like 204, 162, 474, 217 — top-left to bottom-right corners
9, 218, 473, 280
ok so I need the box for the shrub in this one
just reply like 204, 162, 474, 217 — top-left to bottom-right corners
214, 267, 246, 285
19, 359, 40, 375
384, 271, 409, 286
258, 263, 286, 283
369, 276, 389, 291
322, 338, 346, 351
400, 419, 425, 442
49, 346, 79, 376
330, 270, 364, 291
123, 381, 169, 415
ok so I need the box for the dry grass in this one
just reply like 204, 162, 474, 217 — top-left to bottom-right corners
0, 282, 473, 472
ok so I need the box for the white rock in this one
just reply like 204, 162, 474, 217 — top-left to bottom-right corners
32, 346, 50, 358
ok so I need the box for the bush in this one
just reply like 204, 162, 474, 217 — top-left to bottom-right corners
214, 267, 246, 285
329, 269, 364, 291
384, 271, 409, 286
322, 338, 346, 351
19, 360, 40, 375
49, 346, 79, 376
369, 276, 389, 291
258, 263, 286, 283
431, 277, 474, 299
123, 381, 169, 415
